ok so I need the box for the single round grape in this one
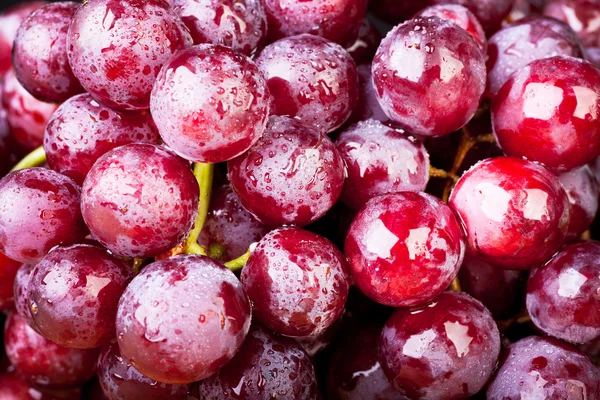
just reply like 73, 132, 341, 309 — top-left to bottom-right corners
486, 17, 584, 99
0, 252, 20, 310
228, 116, 345, 228
255, 34, 359, 134
348, 64, 388, 124
241, 227, 350, 337
1, 70, 58, 151
12, 2, 83, 103
81, 143, 199, 258
544, 0, 600, 47
558, 165, 599, 241
493, 56, 600, 172
487, 336, 600, 399
198, 184, 269, 260
416, 4, 488, 53
44, 94, 160, 185
0, 1, 46, 76
345, 192, 465, 307
0, 168, 87, 264
116, 255, 251, 383
449, 157, 570, 269
263, 0, 367, 45
345, 19, 382, 65
150, 44, 270, 163
327, 321, 408, 400
195, 324, 320, 399
97, 342, 189, 400
28, 244, 134, 349
429, 0, 515, 34
527, 241, 600, 344
13, 263, 37, 330
336, 119, 430, 211
170, 0, 267, 55
379, 291, 501, 400
4, 312, 100, 389
458, 257, 526, 320
372, 17, 486, 137
67, 0, 192, 110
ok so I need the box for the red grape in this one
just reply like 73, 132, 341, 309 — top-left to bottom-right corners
197, 184, 269, 260
97, 342, 189, 400
28, 244, 134, 349
263, 0, 368, 45
486, 17, 584, 99
67, 0, 192, 110
116, 255, 251, 383
0, 1, 46, 76
416, 4, 488, 53
4, 312, 100, 389
13, 263, 37, 330
255, 34, 359, 134
558, 165, 599, 241
241, 227, 350, 337
379, 291, 501, 399
345, 192, 465, 307
493, 56, 600, 172
345, 19, 382, 65
1, 69, 57, 151
430, 0, 515, 34
12, 2, 83, 103
544, 0, 600, 47
170, 0, 267, 55
372, 16, 486, 137
0, 168, 87, 264
336, 119, 430, 211
449, 157, 570, 269
195, 324, 320, 399
44, 94, 160, 185
150, 44, 270, 163
487, 336, 600, 399
0, 251, 20, 310
348, 64, 388, 124
81, 143, 199, 258
228, 116, 345, 228
527, 241, 600, 344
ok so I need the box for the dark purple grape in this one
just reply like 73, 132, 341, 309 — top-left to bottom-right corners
44, 94, 160, 185
4, 312, 100, 389
12, 2, 83, 103
348, 64, 388, 124
116, 255, 251, 383
241, 227, 350, 337
372, 16, 486, 137
558, 165, 599, 241
171, 0, 267, 55
13, 264, 37, 330
28, 244, 134, 349
336, 119, 429, 211
527, 241, 600, 344
327, 321, 407, 400
345, 19, 382, 65
255, 34, 359, 134
345, 192, 465, 307
458, 257, 526, 320
67, 0, 192, 110
263, 0, 368, 45
150, 44, 270, 163
379, 291, 501, 399
81, 143, 199, 258
0, 251, 20, 310
195, 324, 320, 399
544, 0, 600, 47
1, 69, 57, 151
487, 336, 600, 399
97, 342, 189, 400
0, 168, 87, 264
198, 184, 269, 260
228, 116, 345, 228
449, 157, 570, 269
492, 56, 600, 172
486, 16, 584, 99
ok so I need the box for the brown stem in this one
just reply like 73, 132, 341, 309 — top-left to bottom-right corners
449, 277, 462, 292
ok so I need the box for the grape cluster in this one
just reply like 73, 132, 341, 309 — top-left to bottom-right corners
0, 0, 600, 399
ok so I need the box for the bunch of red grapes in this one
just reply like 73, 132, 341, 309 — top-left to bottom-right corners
0, 0, 600, 398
